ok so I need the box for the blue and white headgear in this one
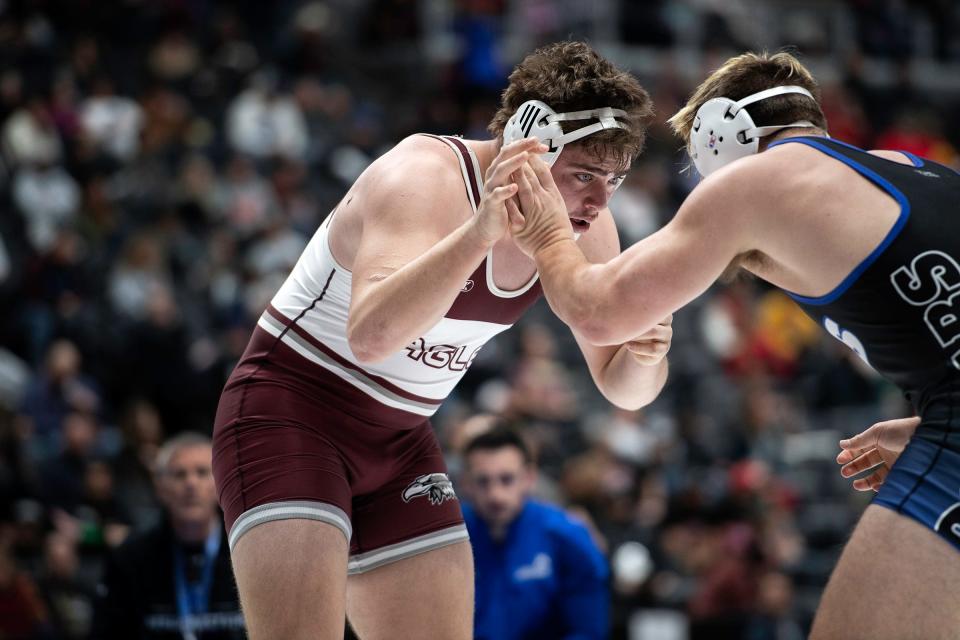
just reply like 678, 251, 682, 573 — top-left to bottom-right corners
502, 100, 629, 166
690, 85, 818, 177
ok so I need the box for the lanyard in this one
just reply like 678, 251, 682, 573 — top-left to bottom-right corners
174, 523, 221, 640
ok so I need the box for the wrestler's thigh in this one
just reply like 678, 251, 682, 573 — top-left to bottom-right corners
346, 540, 473, 640
233, 519, 349, 640
811, 505, 960, 640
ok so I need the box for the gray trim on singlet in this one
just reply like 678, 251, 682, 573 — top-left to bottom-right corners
258, 311, 441, 413
229, 500, 353, 550
346, 523, 470, 575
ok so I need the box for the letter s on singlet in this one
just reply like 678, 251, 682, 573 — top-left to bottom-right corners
891, 250, 960, 307
891, 250, 960, 360
824, 316, 870, 365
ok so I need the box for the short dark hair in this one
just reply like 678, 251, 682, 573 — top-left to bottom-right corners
464, 424, 533, 465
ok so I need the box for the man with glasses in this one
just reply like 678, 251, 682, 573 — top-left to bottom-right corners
461, 422, 609, 640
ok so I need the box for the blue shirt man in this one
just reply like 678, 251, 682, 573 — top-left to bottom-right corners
461, 425, 609, 640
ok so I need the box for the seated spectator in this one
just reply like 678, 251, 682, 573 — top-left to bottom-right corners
225, 70, 308, 160
78, 75, 144, 162
37, 532, 93, 640
38, 411, 99, 513
17, 339, 100, 459
0, 524, 51, 639
461, 423, 610, 640
112, 400, 165, 532
12, 161, 81, 255
2, 96, 62, 167
90, 433, 244, 639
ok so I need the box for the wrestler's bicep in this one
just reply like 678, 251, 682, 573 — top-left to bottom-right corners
350, 162, 465, 301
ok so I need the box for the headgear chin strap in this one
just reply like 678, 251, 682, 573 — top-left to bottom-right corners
502, 100, 628, 166
690, 85, 818, 177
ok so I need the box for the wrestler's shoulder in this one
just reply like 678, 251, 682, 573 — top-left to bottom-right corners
383, 134, 462, 168
363, 134, 465, 191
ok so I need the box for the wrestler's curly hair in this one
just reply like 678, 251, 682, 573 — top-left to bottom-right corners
488, 41, 654, 171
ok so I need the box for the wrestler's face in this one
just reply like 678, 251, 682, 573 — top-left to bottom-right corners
465, 446, 535, 531
549, 145, 626, 234
156, 445, 218, 527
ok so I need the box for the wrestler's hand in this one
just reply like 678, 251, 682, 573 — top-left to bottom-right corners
508, 155, 574, 257
837, 416, 920, 492
624, 315, 673, 366
470, 138, 548, 245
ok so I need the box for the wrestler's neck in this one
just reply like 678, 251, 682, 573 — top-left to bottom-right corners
760, 127, 830, 151
471, 138, 507, 178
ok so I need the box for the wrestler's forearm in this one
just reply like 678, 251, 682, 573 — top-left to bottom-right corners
533, 238, 615, 340
536, 231, 696, 346
348, 221, 491, 362
597, 346, 669, 410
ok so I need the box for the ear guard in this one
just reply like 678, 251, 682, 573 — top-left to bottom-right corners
502, 100, 628, 166
690, 85, 817, 177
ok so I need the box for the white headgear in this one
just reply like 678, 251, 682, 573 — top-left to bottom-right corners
502, 100, 628, 166
690, 85, 817, 177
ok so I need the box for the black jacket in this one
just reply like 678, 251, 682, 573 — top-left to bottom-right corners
89, 519, 244, 640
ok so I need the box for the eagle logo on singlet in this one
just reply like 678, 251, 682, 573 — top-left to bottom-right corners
401, 473, 457, 505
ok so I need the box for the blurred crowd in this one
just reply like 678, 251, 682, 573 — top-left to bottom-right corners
1, 1, 958, 638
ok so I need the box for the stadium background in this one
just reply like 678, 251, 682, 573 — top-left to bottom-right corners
1, 0, 958, 638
